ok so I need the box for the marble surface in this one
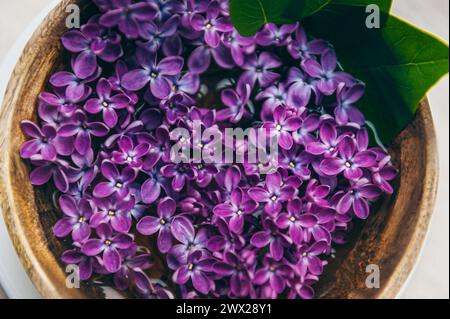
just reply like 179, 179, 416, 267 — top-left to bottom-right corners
0, 0, 448, 299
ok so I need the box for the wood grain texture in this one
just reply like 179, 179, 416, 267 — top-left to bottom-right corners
0, 0, 439, 299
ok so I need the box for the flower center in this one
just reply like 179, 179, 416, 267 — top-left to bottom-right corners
116, 182, 124, 188
108, 210, 116, 217
269, 266, 276, 272
345, 161, 352, 168
237, 210, 243, 216
105, 240, 112, 246
150, 72, 158, 78
102, 101, 109, 108
78, 216, 85, 223
289, 216, 296, 222
256, 66, 263, 73
289, 161, 296, 168
188, 263, 194, 270
271, 195, 278, 201
276, 124, 282, 131
160, 219, 166, 225
126, 156, 133, 163
205, 23, 213, 29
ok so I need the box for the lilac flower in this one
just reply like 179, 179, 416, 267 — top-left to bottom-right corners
371, 155, 397, 194
280, 145, 311, 180
248, 171, 297, 216
90, 195, 134, 233
263, 105, 302, 150
275, 198, 318, 245
190, 1, 233, 48
99, 0, 157, 39
93, 161, 137, 199
28, 156, 73, 192
169, 228, 209, 266
39, 87, 86, 115
112, 136, 150, 169
207, 218, 245, 252
334, 83, 366, 125
174, 0, 209, 28
172, 251, 214, 295
49, 67, 100, 102
319, 136, 377, 180
335, 179, 382, 219
188, 42, 234, 74
53, 195, 93, 242
85, 79, 131, 128
217, 83, 251, 123
256, 83, 287, 120
296, 241, 328, 277
305, 121, 343, 157
57, 110, 109, 155
122, 49, 184, 99
213, 188, 258, 234
240, 52, 281, 88
254, 256, 292, 294
134, 270, 174, 299
114, 248, 153, 291
287, 26, 328, 60
256, 22, 298, 47
82, 223, 134, 273
138, 15, 180, 52
161, 163, 197, 192
61, 248, 99, 281
212, 251, 253, 297
251, 220, 292, 261
140, 165, 168, 204
293, 114, 321, 145
20, 121, 58, 161
222, 30, 255, 66
301, 49, 353, 95
137, 197, 193, 253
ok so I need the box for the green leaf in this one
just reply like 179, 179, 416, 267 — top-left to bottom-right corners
303, 2, 449, 143
230, 0, 329, 36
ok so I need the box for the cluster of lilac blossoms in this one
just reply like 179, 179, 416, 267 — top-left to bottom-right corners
20, 0, 397, 299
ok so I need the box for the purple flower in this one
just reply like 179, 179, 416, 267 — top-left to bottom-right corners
212, 251, 252, 297
301, 49, 353, 96
53, 195, 93, 242
138, 15, 180, 52
93, 161, 137, 199
256, 83, 287, 120
122, 49, 184, 99
188, 42, 234, 75
371, 155, 397, 194
222, 30, 255, 66
161, 163, 197, 192
137, 197, 192, 253
112, 136, 150, 169
248, 171, 297, 216
169, 228, 209, 266
335, 179, 382, 219
305, 121, 343, 157
296, 241, 328, 277
250, 219, 292, 261
61, 248, 99, 281
190, 1, 233, 48
334, 83, 366, 125
20, 121, 58, 161
254, 256, 292, 294
213, 188, 258, 234
172, 251, 214, 295
90, 195, 134, 233
57, 110, 109, 155
82, 223, 134, 273
99, 0, 157, 39
85, 79, 131, 128
275, 198, 318, 245
240, 52, 281, 88
256, 22, 298, 47
287, 26, 328, 60
263, 105, 303, 150
49, 67, 100, 103
217, 83, 251, 123
319, 136, 377, 180
28, 156, 73, 192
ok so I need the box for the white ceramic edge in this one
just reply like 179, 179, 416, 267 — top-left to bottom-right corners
0, 0, 61, 299
0, 1, 435, 300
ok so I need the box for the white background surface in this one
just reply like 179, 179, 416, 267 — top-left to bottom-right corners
0, 0, 448, 299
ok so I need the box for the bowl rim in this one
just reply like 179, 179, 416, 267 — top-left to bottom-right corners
0, 0, 440, 299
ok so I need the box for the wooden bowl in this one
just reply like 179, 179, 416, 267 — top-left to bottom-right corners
0, 0, 439, 299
